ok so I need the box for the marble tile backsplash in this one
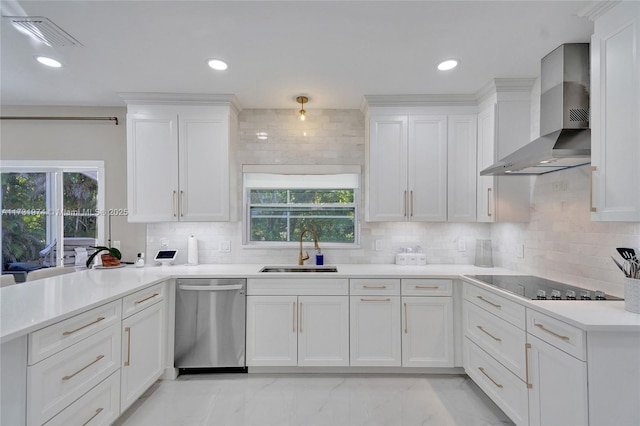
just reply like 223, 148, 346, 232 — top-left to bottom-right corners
492, 166, 640, 297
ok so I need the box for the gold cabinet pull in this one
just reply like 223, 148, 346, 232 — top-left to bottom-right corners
487, 188, 492, 217
135, 293, 159, 305
363, 285, 387, 289
478, 367, 503, 388
360, 298, 391, 302
404, 303, 408, 334
410, 190, 414, 217
415, 286, 439, 290
172, 190, 177, 217
82, 408, 104, 426
476, 295, 501, 309
534, 323, 570, 341
403, 190, 407, 217
524, 343, 533, 389
124, 327, 131, 366
590, 166, 597, 212
292, 302, 296, 333
180, 190, 185, 217
62, 355, 104, 381
477, 325, 502, 342
299, 302, 303, 333
62, 316, 105, 336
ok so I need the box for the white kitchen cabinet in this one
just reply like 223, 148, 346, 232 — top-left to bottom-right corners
350, 295, 401, 367
476, 82, 532, 222
401, 296, 453, 367
125, 97, 237, 222
120, 291, 166, 412
246, 295, 298, 366
246, 295, 349, 367
447, 115, 478, 222
366, 115, 447, 222
527, 334, 588, 426
588, 1, 640, 221
297, 296, 349, 367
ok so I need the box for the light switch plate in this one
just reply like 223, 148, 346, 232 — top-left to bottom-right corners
375, 240, 383, 251
219, 241, 231, 252
517, 243, 524, 258
457, 239, 466, 252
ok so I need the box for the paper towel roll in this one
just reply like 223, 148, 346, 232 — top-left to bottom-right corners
187, 235, 198, 265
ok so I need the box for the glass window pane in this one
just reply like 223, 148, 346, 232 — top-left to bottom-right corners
1, 173, 47, 264
63, 172, 98, 238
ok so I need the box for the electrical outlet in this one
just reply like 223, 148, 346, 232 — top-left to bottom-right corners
517, 243, 525, 258
112, 240, 121, 250
375, 240, 383, 251
457, 239, 466, 252
219, 241, 231, 252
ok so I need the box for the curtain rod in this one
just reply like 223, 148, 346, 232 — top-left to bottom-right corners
0, 116, 119, 125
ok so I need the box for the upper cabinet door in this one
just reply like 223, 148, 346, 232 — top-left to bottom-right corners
367, 116, 408, 221
477, 104, 496, 223
127, 113, 179, 222
408, 115, 447, 222
447, 115, 477, 222
590, 1, 640, 221
178, 113, 230, 221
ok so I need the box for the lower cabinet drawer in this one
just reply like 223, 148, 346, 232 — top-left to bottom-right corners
464, 338, 529, 426
463, 301, 527, 380
27, 324, 121, 426
526, 308, 586, 361
43, 371, 120, 426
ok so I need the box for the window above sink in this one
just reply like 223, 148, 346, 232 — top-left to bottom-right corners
242, 165, 360, 248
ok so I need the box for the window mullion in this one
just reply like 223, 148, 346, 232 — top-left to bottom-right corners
54, 171, 64, 267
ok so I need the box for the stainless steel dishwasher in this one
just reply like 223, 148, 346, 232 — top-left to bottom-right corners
174, 278, 246, 372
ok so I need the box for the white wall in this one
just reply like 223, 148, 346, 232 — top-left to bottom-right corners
0, 106, 146, 261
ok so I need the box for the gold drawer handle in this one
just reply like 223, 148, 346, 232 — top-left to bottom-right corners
477, 326, 502, 342
524, 343, 533, 389
534, 323, 570, 341
135, 293, 159, 304
415, 286, 439, 290
124, 327, 131, 366
82, 408, 104, 426
404, 303, 408, 334
361, 298, 391, 302
62, 355, 104, 381
478, 367, 503, 389
363, 285, 387, 289
62, 316, 106, 336
476, 295, 501, 309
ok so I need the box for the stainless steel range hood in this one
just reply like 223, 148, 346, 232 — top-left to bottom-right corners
481, 43, 590, 176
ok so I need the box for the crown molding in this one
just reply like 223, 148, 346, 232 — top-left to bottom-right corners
118, 92, 242, 113
475, 78, 536, 103
578, 0, 620, 21
362, 94, 478, 110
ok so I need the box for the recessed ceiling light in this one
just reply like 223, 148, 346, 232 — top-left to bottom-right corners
256, 132, 268, 140
207, 59, 228, 71
437, 59, 458, 71
35, 56, 62, 68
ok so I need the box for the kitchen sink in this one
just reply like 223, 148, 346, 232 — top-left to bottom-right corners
260, 265, 338, 273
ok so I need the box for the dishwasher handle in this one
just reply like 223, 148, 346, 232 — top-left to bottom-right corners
178, 284, 244, 291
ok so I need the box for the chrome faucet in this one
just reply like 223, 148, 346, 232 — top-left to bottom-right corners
298, 229, 320, 265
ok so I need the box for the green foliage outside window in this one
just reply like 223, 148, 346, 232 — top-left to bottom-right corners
249, 189, 356, 243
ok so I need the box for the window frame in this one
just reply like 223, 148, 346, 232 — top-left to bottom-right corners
1, 160, 106, 267
242, 165, 361, 248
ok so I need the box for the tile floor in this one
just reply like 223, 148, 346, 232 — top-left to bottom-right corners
114, 373, 514, 426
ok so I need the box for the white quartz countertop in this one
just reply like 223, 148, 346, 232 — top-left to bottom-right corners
2, 263, 638, 343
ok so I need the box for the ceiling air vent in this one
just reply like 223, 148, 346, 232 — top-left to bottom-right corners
6, 16, 82, 47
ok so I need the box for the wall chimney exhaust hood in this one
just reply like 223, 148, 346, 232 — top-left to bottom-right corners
481, 43, 590, 176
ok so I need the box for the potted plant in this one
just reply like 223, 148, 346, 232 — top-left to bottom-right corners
86, 246, 122, 268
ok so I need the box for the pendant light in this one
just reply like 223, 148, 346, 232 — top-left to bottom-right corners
296, 96, 308, 121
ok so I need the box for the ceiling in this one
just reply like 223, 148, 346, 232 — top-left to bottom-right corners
0, 0, 595, 110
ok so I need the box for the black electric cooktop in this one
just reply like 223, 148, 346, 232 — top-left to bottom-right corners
465, 275, 623, 301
